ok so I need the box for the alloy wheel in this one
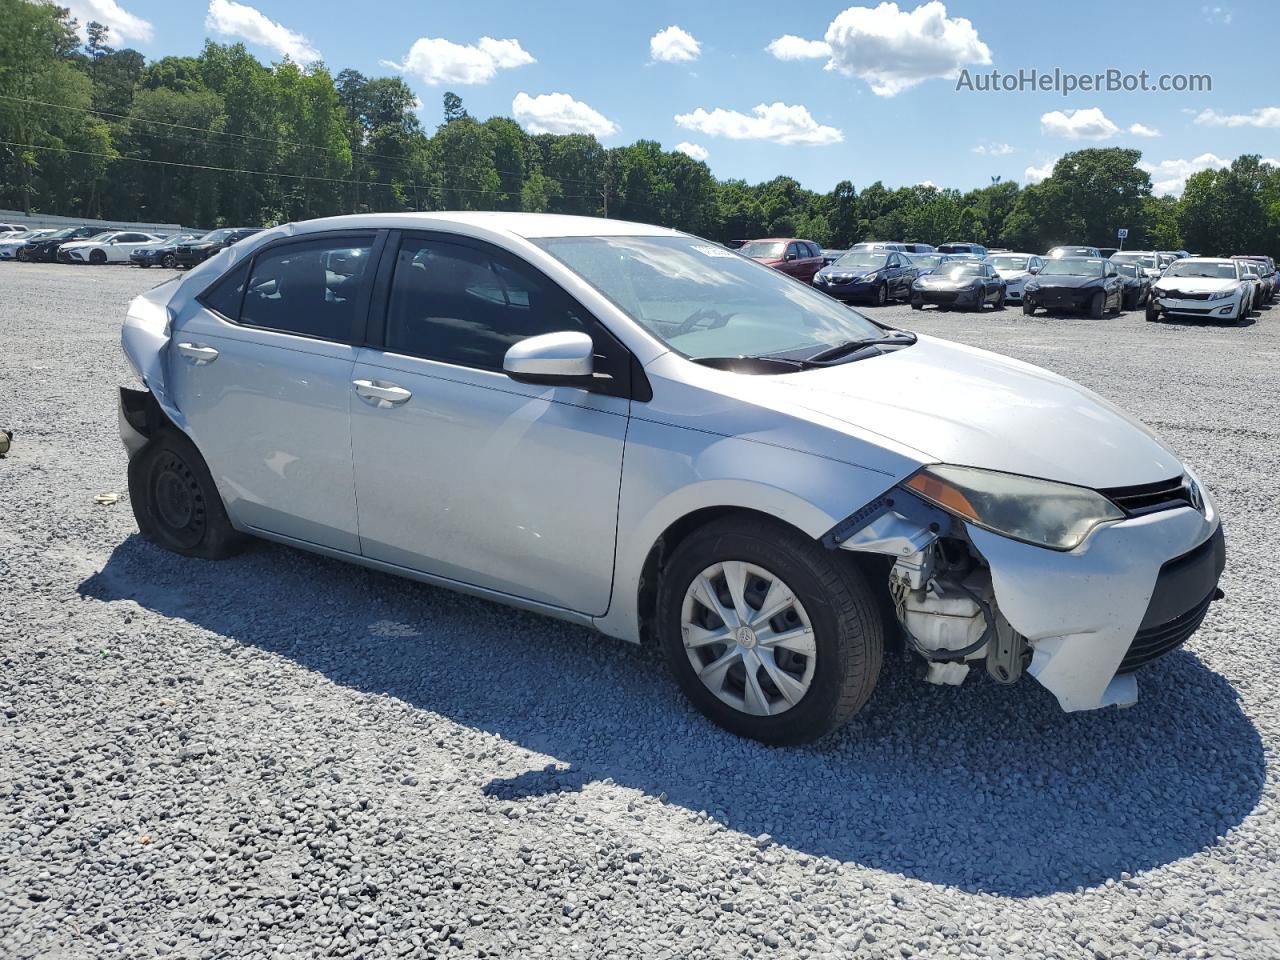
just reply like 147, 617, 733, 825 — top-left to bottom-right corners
680, 560, 816, 717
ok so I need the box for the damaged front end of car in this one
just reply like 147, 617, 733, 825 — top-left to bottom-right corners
824, 466, 1225, 712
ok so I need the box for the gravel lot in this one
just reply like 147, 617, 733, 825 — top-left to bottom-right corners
2, 262, 1278, 959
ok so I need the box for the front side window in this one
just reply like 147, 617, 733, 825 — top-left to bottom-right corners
533, 234, 885, 361
384, 236, 592, 371
239, 235, 374, 341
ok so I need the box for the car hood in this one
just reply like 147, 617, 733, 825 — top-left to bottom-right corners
1154, 276, 1236, 292
820, 267, 876, 279
996, 269, 1030, 280
754, 336, 1182, 488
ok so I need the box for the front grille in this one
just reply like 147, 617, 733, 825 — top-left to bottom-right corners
923, 291, 958, 302
1100, 476, 1192, 517
1163, 289, 1211, 300
1119, 590, 1214, 673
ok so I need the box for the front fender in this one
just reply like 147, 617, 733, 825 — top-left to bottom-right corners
591, 417, 902, 643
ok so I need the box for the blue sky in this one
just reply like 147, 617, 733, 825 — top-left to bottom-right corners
66, 0, 1280, 194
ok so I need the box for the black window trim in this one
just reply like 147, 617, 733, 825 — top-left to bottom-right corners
369, 228, 647, 401
197, 228, 388, 346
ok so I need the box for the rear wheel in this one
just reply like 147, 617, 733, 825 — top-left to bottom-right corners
658, 516, 884, 745
161, 254, 177, 268
128, 430, 244, 560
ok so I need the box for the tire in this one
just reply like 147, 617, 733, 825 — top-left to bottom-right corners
1088, 291, 1105, 319
1022, 299, 1036, 315
128, 429, 245, 560
89, 249, 107, 265
657, 515, 884, 745
875, 282, 887, 306
1145, 302, 1160, 322
910, 298, 922, 311
137, 262, 151, 269
16, 247, 28, 262
162, 254, 177, 269
994, 289, 1006, 311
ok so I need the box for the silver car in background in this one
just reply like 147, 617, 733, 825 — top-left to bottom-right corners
118, 213, 1225, 744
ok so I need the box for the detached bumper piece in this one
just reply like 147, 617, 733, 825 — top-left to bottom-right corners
1120, 524, 1226, 672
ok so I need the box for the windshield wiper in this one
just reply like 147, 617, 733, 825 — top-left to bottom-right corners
803, 330, 917, 364
690, 355, 813, 374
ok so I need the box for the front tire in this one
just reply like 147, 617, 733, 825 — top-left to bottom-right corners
89, 249, 107, 265
1022, 299, 1036, 315
994, 289, 1006, 311
128, 430, 244, 560
1088, 291, 1105, 319
1145, 302, 1161, 322
658, 516, 884, 745
874, 282, 887, 306
162, 254, 177, 269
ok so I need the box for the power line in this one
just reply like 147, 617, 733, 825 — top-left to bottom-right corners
0, 93, 609, 188
0, 139, 606, 201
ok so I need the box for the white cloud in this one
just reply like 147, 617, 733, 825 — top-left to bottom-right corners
1040, 107, 1119, 140
205, 0, 318, 62
1193, 106, 1280, 129
512, 92, 618, 137
674, 102, 843, 146
821, 1, 991, 96
649, 25, 700, 63
972, 142, 1013, 156
1202, 5, 1233, 23
766, 35, 832, 60
917, 180, 938, 188
1140, 153, 1229, 195
1264, 158, 1280, 168
1024, 158, 1057, 184
63, 0, 153, 44
674, 142, 709, 161
382, 36, 534, 86
1127, 122, 1161, 137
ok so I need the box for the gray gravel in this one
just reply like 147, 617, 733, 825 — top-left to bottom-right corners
2, 262, 1279, 959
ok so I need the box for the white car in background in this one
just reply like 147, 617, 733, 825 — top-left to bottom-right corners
0, 222, 24, 235
0, 228, 56, 259
988, 252, 1045, 303
60, 230, 164, 264
1111, 251, 1163, 281
1148, 258, 1250, 323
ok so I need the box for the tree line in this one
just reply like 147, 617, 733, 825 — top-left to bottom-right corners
2, 0, 1278, 259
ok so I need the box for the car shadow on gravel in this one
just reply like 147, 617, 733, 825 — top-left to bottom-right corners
79, 535, 1265, 898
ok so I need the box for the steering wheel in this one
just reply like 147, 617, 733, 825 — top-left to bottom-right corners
674, 307, 735, 337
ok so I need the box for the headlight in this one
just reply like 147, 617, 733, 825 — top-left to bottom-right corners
903, 464, 1124, 551
1025, 281, 1039, 292
1208, 290, 1232, 301
859, 272, 877, 283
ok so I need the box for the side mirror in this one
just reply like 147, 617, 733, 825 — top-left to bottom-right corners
503, 331, 596, 388
785, 252, 798, 261
1028, 265, 1040, 274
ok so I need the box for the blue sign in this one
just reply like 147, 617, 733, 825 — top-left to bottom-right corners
1117, 228, 1129, 239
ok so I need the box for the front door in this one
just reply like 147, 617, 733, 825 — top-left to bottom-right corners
167, 232, 380, 553
349, 232, 630, 615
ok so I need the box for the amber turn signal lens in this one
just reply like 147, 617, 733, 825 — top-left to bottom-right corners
904, 470, 980, 522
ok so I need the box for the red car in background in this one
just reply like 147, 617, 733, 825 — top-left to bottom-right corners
738, 238, 824, 283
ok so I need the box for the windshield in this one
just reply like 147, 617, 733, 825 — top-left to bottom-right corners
1049, 247, 1095, 258
1114, 263, 1139, 277
1040, 258, 1103, 276
46, 228, 79, 240
832, 253, 887, 269
938, 263, 982, 279
990, 256, 1030, 271
738, 240, 786, 260
1112, 253, 1156, 269
533, 235, 885, 361
1165, 260, 1237, 279
200, 229, 237, 243
936, 244, 974, 253
909, 255, 945, 268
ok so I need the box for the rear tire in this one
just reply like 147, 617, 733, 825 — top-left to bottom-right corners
162, 254, 177, 268
658, 515, 884, 745
128, 429, 245, 560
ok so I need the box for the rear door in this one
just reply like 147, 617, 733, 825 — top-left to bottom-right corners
167, 230, 383, 552
348, 231, 631, 615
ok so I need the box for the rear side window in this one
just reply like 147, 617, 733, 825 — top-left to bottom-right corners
239, 236, 375, 341
200, 260, 250, 318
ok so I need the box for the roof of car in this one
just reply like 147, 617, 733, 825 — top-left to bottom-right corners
283, 212, 684, 240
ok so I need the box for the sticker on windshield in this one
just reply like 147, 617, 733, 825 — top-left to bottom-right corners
692, 244, 736, 258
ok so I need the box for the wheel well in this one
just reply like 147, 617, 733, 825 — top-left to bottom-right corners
634, 506, 895, 649
120, 387, 177, 441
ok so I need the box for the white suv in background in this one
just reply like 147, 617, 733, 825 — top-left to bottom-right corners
988, 253, 1045, 303
1148, 258, 1250, 323
1111, 251, 1163, 281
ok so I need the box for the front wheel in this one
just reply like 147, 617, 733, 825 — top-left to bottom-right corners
658, 516, 884, 745
128, 430, 245, 560
161, 254, 177, 269
874, 282, 887, 306
89, 249, 107, 265
910, 298, 923, 311
1022, 299, 1036, 315
994, 289, 1006, 311
1145, 302, 1160, 322
1088, 291, 1105, 319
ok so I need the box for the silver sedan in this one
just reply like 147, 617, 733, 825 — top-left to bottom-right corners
118, 213, 1225, 744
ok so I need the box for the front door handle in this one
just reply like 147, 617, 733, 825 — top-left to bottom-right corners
353, 379, 412, 408
176, 342, 219, 364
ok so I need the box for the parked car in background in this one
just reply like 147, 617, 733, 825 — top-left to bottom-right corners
117, 211, 1224, 743
1233, 255, 1276, 304
1156, 252, 1182, 272
910, 259, 1005, 311
59, 231, 165, 264
1236, 259, 1265, 310
0, 228, 56, 260
1023, 257, 1123, 317
820, 248, 846, 266
0, 222, 24, 234
936, 241, 988, 257
1149, 257, 1250, 323
988, 252, 1045, 304
1113, 261, 1153, 309
738, 238, 824, 283
902, 242, 935, 253
814, 249, 916, 305
903, 253, 957, 277
1046, 245, 1102, 260
172, 227, 262, 268
1111, 251, 1162, 281
21, 226, 106, 262
848, 241, 907, 254
1098, 247, 1119, 259
132, 233, 206, 268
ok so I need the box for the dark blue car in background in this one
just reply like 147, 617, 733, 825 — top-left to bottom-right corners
813, 250, 917, 305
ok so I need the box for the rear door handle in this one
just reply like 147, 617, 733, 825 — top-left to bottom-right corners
353, 379, 412, 408
176, 342, 219, 364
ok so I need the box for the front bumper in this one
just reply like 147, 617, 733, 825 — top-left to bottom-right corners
913, 286, 982, 305
1025, 287, 1093, 309
968, 496, 1223, 712
816, 278, 879, 299
1154, 293, 1239, 317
